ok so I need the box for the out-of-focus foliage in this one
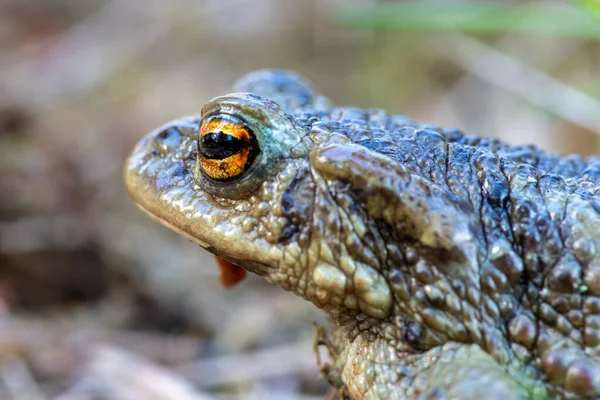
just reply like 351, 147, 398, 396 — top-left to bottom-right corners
576, 0, 600, 19
338, 1, 600, 140
339, 1, 600, 38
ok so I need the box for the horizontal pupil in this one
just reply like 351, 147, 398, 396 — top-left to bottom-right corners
199, 131, 248, 159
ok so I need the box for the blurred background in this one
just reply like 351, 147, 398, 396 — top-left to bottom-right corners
0, 0, 599, 399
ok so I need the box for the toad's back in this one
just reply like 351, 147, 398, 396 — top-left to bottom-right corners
126, 70, 600, 399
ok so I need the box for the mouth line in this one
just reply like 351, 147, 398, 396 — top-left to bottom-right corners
134, 201, 274, 276
134, 201, 211, 249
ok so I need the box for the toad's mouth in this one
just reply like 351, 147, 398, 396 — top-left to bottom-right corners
134, 200, 211, 249
137, 200, 248, 287
135, 199, 270, 282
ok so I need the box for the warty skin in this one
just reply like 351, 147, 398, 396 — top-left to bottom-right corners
125, 70, 600, 399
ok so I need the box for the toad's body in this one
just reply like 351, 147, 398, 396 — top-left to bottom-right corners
125, 70, 600, 399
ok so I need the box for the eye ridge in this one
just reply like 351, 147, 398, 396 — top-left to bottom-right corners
199, 131, 249, 160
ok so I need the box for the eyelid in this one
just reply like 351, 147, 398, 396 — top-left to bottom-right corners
199, 118, 251, 142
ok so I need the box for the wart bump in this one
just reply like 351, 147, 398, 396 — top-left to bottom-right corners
313, 263, 347, 297
353, 262, 391, 319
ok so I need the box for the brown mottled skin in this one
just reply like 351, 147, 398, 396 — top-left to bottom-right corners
125, 70, 600, 399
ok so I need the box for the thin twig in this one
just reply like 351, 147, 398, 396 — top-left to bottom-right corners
56, 345, 216, 400
0, 356, 47, 400
430, 33, 600, 133
432, 34, 583, 137
179, 340, 318, 388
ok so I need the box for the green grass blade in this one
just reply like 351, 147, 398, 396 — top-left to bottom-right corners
575, 0, 600, 19
337, 2, 600, 38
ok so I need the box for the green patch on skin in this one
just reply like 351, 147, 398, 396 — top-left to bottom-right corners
506, 363, 557, 400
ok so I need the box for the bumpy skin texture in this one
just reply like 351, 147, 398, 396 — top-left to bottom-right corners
125, 70, 600, 399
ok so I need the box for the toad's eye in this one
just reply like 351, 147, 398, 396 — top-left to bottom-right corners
197, 118, 259, 181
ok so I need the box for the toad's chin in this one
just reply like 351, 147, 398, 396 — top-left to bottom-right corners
133, 200, 211, 249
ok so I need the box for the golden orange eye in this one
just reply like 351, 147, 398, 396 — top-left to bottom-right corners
197, 118, 258, 181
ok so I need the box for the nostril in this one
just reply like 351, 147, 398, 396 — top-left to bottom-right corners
154, 127, 183, 154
